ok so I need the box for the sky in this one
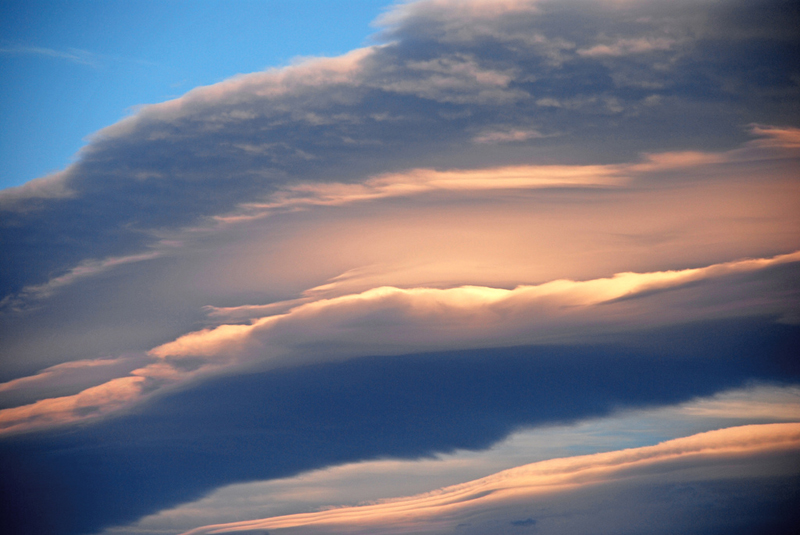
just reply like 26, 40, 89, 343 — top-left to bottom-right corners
0, 0, 799, 534
0, 0, 390, 190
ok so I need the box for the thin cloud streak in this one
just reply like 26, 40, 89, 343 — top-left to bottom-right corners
151, 250, 800, 361
0, 250, 164, 312
8, 123, 797, 310
0, 45, 99, 66
181, 423, 800, 534
3, 0, 798, 303
0, 355, 148, 408
215, 163, 629, 224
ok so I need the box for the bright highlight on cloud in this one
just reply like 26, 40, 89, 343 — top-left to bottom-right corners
181, 422, 800, 535
0, 249, 796, 436
152, 250, 800, 363
215, 162, 628, 224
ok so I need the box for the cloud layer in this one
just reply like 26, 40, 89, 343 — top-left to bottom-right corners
2, 0, 798, 300
182, 422, 800, 535
1, 249, 797, 436
98, 383, 800, 535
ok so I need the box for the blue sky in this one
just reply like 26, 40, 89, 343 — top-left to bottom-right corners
0, 0, 391, 189
1, 1, 799, 534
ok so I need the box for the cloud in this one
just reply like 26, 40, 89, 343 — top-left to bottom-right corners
218, 124, 799, 223
150, 250, 800, 362
0, 250, 164, 312
472, 128, 545, 144
369, 53, 529, 104
1, 250, 796, 436
180, 422, 800, 534
747, 124, 800, 150
96, 382, 800, 535
214, 162, 628, 224
6, 325, 798, 535
679, 385, 800, 421
2, 0, 797, 304
6, 122, 795, 310
0, 376, 148, 434
0, 354, 149, 408
577, 37, 677, 58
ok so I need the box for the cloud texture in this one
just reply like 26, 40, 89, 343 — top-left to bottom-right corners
180, 423, 800, 535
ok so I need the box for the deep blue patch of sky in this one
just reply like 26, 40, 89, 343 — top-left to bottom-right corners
0, 0, 393, 190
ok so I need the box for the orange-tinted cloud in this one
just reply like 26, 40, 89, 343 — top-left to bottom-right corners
181, 422, 800, 534
3, 250, 795, 436
152, 250, 800, 361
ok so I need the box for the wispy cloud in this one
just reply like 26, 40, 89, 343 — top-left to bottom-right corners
577, 37, 677, 58
181, 423, 800, 534
472, 128, 546, 144
0, 44, 100, 66
0, 250, 164, 312
0, 354, 150, 408
0, 43, 157, 68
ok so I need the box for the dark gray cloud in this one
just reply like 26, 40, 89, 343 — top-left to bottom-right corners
1, 317, 798, 535
2, 0, 797, 302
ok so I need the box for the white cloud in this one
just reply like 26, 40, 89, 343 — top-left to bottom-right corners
472, 128, 545, 144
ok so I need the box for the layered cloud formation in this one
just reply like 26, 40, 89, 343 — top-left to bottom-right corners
181, 423, 800, 535
1, 1, 799, 534
1, 248, 797, 435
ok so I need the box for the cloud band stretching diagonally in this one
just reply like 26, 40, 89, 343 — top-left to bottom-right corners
150, 250, 800, 361
4, 122, 797, 313
181, 423, 800, 534
0, 250, 797, 436
2, 0, 798, 303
